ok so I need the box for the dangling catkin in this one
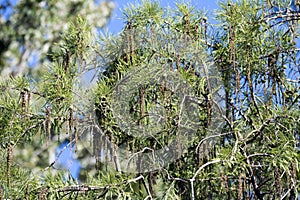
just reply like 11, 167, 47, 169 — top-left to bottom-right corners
45, 107, 51, 145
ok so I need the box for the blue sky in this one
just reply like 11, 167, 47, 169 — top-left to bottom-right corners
106, 0, 219, 34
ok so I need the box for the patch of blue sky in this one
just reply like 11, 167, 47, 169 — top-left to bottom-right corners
105, 0, 219, 34
55, 139, 81, 180
0, 0, 18, 21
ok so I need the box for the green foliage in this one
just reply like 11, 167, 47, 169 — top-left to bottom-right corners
0, 0, 299, 199
0, 0, 114, 76
0, 15, 100, 198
